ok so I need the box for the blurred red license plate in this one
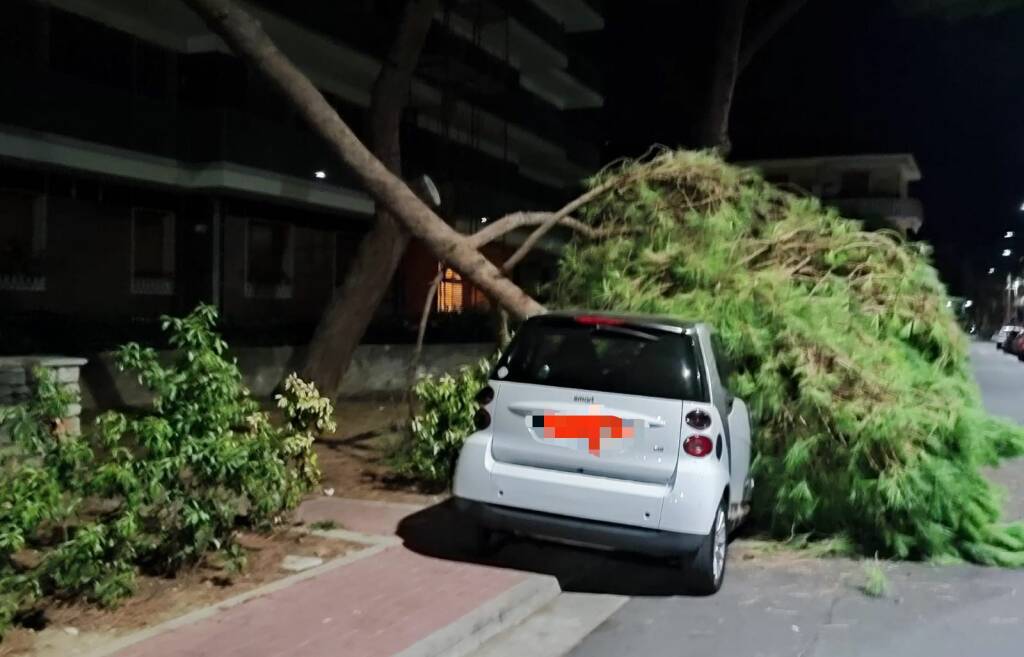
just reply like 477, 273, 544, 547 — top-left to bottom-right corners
531, 415, 636, 455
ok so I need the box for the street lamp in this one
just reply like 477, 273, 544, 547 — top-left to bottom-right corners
989, 267, 997, 274
964, 300, 974, 308
1007, 231, 1016, 239
1003, 249, 1013, 257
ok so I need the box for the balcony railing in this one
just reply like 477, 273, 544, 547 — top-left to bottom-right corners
829, 197, 924, 233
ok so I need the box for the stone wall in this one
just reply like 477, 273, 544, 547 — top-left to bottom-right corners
0, 356, 87, 436
79, 343, 493, 410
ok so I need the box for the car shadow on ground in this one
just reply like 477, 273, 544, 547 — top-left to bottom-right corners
396, 499, 716, 597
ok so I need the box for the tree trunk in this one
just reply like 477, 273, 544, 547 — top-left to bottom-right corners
302, 0, 437, 397
737, 0, 810, 76
182, 0, 545, 334
305, 222, 410, 397
697, 0, 749, 154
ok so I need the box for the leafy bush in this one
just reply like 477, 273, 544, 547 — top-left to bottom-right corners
397, 358, 491, 486
0, 305, 331, 635
550, 149, 1024, 565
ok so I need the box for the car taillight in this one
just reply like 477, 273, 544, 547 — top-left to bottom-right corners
685, 409, 712, 430
474, 408, 491, 431
475, 385, 494, 406
574, 315, 626, 326
683, 434, 713, 457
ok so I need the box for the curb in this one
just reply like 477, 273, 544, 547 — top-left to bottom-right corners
77, 540, 392, 657
393, 574, 562, 657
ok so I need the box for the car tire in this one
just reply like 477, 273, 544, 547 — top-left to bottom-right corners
685, 497, 728, 596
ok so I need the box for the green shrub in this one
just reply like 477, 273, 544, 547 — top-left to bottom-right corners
550, 149, 1024, 565
397, 358, 491, 486
0, 305, 331, 636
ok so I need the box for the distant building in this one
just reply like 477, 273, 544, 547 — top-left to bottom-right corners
0, 0, 603, 351
740, 154, 924, 236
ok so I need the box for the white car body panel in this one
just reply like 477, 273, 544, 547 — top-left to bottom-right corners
726, 398, 753, 507
453, 425, 730, 536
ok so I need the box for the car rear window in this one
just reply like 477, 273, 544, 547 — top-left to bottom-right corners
493, 317, 708, 401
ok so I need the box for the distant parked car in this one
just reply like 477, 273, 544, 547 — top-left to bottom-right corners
1011, 333, 1024, 361
994, 325, 1023, 350
1005, 330, 1024, 356
453, 312, 753, 595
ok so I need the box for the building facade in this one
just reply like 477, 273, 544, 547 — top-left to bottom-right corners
0, 0, 603, 352
741, 154, 924, 236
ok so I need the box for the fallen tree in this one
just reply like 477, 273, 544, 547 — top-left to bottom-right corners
182, 0, 1024, 564
546, 149, 1024, 565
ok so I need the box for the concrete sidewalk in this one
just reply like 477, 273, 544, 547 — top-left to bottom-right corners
93, 498, 558, 657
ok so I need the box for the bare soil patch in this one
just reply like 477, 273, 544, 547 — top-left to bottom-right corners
0, 531, 359, 657
313, 400, 447, 506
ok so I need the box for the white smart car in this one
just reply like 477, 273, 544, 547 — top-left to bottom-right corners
453, 312, 753, 594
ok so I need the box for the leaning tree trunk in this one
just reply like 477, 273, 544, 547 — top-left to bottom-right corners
736, 0, 810, 75
182, 0, 545, 393
697, 0, 749, 155
302, 0, 437, 397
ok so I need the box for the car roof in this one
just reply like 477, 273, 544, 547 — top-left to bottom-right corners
535, 310, 706, 333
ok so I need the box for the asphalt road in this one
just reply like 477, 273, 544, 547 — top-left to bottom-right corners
555, 340, 1024, 657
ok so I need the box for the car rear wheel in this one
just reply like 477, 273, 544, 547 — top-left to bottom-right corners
685, 498, 728, 595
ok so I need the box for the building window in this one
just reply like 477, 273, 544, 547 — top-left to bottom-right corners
334, 231, 362, 287
468, 287, 489, 311
436, 266, 463, 313
130, 208, 175, 295
245, 219, 293, 299
0, 190, 46, 292
49, 12, 132, 90
378, 277, 401, 317
133, 40, 171, 100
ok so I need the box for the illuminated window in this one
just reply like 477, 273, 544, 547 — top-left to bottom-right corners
437, 266, 463, 313
469, 286, 490, 310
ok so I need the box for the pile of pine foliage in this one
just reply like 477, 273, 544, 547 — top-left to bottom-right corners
550, 149, 1024, 565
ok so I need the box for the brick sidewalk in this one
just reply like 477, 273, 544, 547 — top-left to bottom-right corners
107, 499, 534, 657
297, 497, 425, 536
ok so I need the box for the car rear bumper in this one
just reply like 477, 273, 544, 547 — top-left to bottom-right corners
453, 497, 705, 557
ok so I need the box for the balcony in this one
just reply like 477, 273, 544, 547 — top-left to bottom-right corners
829, 197, 924, 234
0, 58, 369, 186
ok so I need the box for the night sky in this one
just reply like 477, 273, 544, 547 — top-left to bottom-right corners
600, 1, 1024, 296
